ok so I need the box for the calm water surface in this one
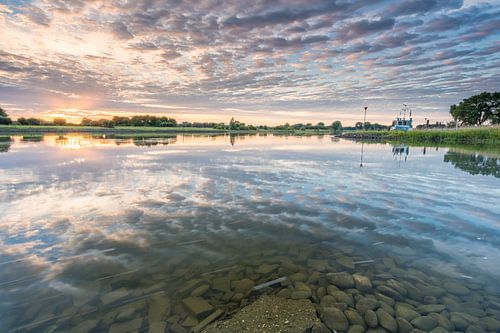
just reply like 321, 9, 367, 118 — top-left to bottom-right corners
0, 134, 499, 333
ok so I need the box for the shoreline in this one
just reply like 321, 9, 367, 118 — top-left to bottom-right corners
0, 125, 331, 136
339, 127, 500, 145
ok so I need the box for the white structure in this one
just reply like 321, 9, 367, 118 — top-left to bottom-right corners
390, 104, 413, 131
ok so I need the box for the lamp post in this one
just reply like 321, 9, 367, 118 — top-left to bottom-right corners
363, 106, 367, 130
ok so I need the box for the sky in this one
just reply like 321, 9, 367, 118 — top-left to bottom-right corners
0, 0, 499, 126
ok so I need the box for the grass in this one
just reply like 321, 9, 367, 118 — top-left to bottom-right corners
0, 135, 12, 142
0, 125, 332, 135
21, 135, 44, 142
342, 127, 500, 144
0, 125, 222, 133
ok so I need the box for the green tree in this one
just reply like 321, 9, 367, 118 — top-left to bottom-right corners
81, 117, 92, 126
0, 106, 12, 125
331, 120, 342, 134
450, 92, 499, 126
53, 117, 67, 126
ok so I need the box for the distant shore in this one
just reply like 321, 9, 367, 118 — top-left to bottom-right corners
339, 127, 500, 144
0, 125, 332, 135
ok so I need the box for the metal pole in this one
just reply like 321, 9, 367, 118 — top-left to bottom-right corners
363, 107, 367, 130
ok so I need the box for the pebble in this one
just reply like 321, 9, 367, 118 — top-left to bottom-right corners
212, 277, 230, 292
322, 307, 349, 332
182, 297, 214, 319
396, 305, 420, 321
411, 316, 438, 331
416, 304, 446, 314
377, 308, 397, 333
353, 274, 372, 291
326, 272, 355, 289
347, 325, 366, 333
101, 289, 129, 305
344, 309, 366, 328
365, 309, 378, 328
443, 281, 470, 295
191, 285, 210, 297
231, 278, 255, 294
356, 297, 380, 314
396, 317, 413, 333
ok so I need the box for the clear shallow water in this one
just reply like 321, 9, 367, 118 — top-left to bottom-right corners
0, 134, 499, 333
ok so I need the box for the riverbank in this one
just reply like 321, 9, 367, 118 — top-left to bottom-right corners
0, 125, 331, 135
340, 127, 500, 144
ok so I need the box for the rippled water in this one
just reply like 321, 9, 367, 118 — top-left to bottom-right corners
0, 134, 499, 333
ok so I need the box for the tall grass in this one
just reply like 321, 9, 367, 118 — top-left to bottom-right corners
345, 127, 500, 144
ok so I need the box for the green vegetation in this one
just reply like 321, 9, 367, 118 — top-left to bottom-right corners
0, 106, 13, 125
450, 91, 499, 125
21, 135, 44, 142
0, 135, 12, 142
331, 121, 342, 134
343, 127, 500, 144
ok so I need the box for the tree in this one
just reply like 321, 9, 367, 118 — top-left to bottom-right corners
331, 120, 342, 134
0, 106, 12, 125
81, 117, 92, 126
450, 92, 499, 126
355, 122, 363, 130
0, 106, 8, 117
53, 117, 67, 126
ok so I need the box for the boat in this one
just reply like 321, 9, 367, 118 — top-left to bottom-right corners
390, 104, 413, 131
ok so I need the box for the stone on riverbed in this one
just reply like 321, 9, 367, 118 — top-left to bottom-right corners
365, 309, 378, 328
231, 278, 255, 294
396, 317, 413, 333
416, 304, 446, 314
321, 307, 349, 332
443, 281, 470, 295
356, 297, 380, 314
396, 305, 420, 321
411, 316, 438, 331
376, 308, 397, 333
326, 272, 355, 289
191, 284, 210, 297
353, 274, 372, 291
101, 288, 129, 305
256, 263, 278, 274
212, 277, 230, 292
202, 296, 319, 333
182, 297, 214, 319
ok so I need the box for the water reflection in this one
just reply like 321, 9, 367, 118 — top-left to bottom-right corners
444, 149, 500, 178
0, 134, 499, 332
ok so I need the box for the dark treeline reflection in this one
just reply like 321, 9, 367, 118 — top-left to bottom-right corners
0, 143, 10, 152
444, 150, 500, 178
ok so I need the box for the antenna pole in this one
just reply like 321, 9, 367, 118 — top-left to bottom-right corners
363, 106, 367, 130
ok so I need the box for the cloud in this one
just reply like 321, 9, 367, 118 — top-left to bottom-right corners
0, 0, 498, 125
110, 21, 134, 40
337, 18, 396, 40
387, 0, 463, 16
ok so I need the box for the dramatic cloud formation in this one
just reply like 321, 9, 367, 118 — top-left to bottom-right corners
0, 0, 499, 124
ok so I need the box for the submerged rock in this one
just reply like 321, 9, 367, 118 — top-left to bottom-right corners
321, 307, 349, 332
411, 316, 438, 331
365, 309, 378, 328
202, 296, 320, 333
353, 274, 372, 291
231, 278, 255, 294
356, 297, 380, 314
182, 297, 214, 319
396, 317, 413, 333
326, 272, 355, 289
377, 308, 397, 333
443, 281, 470, 295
